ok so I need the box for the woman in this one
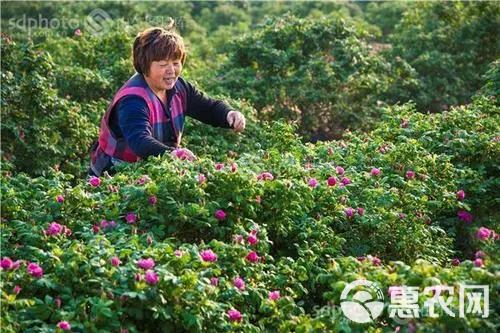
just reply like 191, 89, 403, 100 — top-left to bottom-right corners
89, 25, 245, 177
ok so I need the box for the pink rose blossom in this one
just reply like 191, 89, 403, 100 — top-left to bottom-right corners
475, 251, 485, 258
11, 260, 20, 270
134, 273, 142, 282
357, 207, 365, 216
198, 173, 206, 185
257, 172, 274, 181
174, 250, 183, 257
145, 270, 159, 284
357, 256, 365, 262
210, 277, 218, 286
388, 286, 402, 297
54, 297, 62, 308
149, 196, 157, 205
255, 195, 262, 204
227, 309, 242, 322
327, 176, 337, 186
233, 277, 245, 290
451, 258, 461, 266
136, 175, 151, 185
476, 227, 492, 240
173, 148, 196, 161
371, 257, 381, 266
233, 234, 243, 243
100, 220, 109, 229
400, 120, 409, 128
57, 321, 71, 331
308, 178, 318, 188
215, 209, 226, 221
425, 284, 445, 296
370, 168, 380, 176
269, 290, 281, 301
137, 258, 155, 270
336, 166, 345, 175
245, 251, 260, 263
74, 28, 82, 36
231, 163, 238, 173
251, 228, 258, 236
339, 196, 346, 204
456, 190, 465, 200
13, 285, 21, 295
27, 262, 43, 278
344, 207, 354, 218
247, 234, 258, 245
147, 236, 153, 245
89, 176, 101, 187
175, 149, 187, 159
406, 171, 415, 179
46, 222, 63, 236
125, 212, 137, 224
172, 148, 187, 160
56, 195, 64, 203
200, 250, 217, 262
92, 225, 100, 234
341, 177, 351, 185
125, 213, 137, 224
1, 257, 13, 270
473, 258, 484, 267
398, 213, 407, 220
215, 163, 224, 170
63, 226, 72, 236
111, 257, 121, 266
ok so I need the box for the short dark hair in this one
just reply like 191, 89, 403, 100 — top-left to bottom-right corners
132, 24, 186, 76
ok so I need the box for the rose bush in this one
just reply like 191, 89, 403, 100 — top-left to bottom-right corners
2, 82, 498, 330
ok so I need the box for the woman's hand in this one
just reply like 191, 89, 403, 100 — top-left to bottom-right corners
171, 148, 196, 161
227, 111, 246, 132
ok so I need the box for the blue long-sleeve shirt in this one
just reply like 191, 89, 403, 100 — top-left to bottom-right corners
108, 77, 233, 159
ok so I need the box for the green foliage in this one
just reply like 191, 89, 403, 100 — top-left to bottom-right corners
205, 13, 395, 140
39, 27, 135, 95
479, 59, 500, 100
363, 1, 410, 41
388, 1, 500, 112
0, 36, 100, 176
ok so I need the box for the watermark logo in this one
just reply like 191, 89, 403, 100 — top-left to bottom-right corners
8, 14, 80, 33
339, 281, 489, 324
6, 8, 185, 38
340, 280, 385, 323
84, 8, 112, 37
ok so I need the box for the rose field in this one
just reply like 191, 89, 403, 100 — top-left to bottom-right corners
1, 1, 499, 332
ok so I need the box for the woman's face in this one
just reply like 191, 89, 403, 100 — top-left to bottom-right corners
146, 57, 182, 92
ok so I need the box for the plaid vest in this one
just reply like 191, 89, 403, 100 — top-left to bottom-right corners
90, 73, 186, 176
